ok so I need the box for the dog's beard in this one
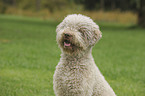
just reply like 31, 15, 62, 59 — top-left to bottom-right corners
61, 38, 79, 53
57, 31, 88, 54
58, 36, 85, 54
63, 39, 72, 49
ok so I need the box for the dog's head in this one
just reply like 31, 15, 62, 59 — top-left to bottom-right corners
56, 14, 102, 54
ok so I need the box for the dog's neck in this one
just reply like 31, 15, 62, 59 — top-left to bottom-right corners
61, 47, 93, 62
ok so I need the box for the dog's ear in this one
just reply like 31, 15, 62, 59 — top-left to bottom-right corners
56, 22, 64, 33
95, 28, 102, 42
90, 27, 102, 46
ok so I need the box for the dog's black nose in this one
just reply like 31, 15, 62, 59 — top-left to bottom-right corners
64, 33, 71, 37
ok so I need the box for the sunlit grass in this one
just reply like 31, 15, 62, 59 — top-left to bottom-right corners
0, 15, 144, 96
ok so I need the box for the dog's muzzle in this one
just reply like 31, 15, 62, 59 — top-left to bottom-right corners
63, 33, 72, 47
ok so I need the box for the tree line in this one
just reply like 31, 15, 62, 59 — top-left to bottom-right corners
0, 0, 144, 27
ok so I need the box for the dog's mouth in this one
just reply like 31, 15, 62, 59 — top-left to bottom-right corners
64, 40, 71, 47
60, 36, 83, 53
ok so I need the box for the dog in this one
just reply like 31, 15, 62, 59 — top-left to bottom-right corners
53, 14, 116, 96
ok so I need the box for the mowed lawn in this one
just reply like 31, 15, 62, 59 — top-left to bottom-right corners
0, 15, 145, 96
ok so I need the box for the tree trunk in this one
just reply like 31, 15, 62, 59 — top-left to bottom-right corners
12, 0, 16, 7
100, 0, 104, 10
36, 0, 41, 11
138, 0, 145, 27
111, 0, 116, 10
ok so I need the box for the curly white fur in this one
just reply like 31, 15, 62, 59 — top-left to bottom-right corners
53, 14, 116, 96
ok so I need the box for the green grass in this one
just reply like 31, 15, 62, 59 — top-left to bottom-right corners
0, 15, 145, 96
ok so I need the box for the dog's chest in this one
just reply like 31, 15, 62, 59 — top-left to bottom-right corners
58, 60, 89, 89
61, 61, 87, 78
63, 59, 88, 74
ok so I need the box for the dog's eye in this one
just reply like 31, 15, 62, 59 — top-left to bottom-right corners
78, 29, 88, 39
78, 29, 82, 33
78, 28, 85, 33
78, 29, 85, 35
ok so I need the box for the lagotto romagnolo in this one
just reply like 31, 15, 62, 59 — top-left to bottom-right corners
53, 14, 116, 96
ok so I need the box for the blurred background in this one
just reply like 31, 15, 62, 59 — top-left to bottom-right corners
0, 0, 145, 26
0, 0, 145, 96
